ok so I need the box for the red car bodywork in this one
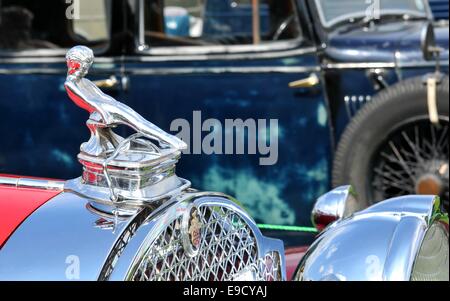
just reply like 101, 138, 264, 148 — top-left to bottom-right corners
0, 174, 61, 248
285, 246, 308, 280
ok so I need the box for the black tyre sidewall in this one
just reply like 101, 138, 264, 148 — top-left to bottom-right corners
332, 76, 449, 205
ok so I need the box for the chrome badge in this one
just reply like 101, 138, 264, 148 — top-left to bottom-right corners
182, 205, 202, 257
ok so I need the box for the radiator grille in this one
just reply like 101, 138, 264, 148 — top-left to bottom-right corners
129, 204, 282, 281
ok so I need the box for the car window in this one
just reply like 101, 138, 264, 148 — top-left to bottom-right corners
315, 0, 428, 28
0, 0, 110, 54
72, 0, 109, 42
142, 0, 302, 47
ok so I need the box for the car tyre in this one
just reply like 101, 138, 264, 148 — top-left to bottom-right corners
332, 75, 449, 208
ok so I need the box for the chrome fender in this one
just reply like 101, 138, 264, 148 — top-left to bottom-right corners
294, 194, 449, 281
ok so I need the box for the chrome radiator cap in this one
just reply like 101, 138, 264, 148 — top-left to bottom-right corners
63, 45, 190, 207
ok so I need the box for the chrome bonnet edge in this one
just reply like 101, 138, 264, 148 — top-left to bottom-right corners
0, 176, 65, 191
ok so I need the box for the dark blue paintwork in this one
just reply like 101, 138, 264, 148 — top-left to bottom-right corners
121, 54, 330, 227
0, 63, 121, 178
322, 20, 449, 140
0, 0, 448, 229
429, 0, 449, 20
326, 21, 449, 62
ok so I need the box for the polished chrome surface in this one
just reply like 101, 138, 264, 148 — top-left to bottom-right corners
410, 221, 449, 281
294, 195, 449, 281
311, 185, 361, 231
0, 185, 285, 281
63, 46, 190, 205
0, 176, 65, 191
64, 176, 191, 210
0, 191, 137, 280
106, 192, 286, 281
323, 60, 449, 70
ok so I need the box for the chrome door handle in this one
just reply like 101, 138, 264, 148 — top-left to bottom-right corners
289, 73, 320, 88
93, 75, 119, 90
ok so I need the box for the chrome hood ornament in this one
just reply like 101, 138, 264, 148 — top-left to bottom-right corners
64, 46, 189, 206
64, 45, 186, 153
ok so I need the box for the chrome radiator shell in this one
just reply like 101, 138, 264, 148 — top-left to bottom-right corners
105, 191, 286, 281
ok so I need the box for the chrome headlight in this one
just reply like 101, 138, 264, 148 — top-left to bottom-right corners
294, 192, 449, 281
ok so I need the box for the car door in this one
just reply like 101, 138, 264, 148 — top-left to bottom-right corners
0, 0, 125, 179
121, 0, 332, 228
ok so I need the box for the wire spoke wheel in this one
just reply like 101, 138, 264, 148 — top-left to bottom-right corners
371, 118, 449, 208
333, 76, 449, 210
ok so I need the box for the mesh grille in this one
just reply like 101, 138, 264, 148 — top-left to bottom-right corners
129, 205, 282, 281
259, 251, 282, 281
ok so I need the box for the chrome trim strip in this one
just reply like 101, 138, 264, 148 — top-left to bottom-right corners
0, 49, 72, 58
127, 66, 320, 75
0, 66, 319, 75
0, 57, 117, 64
0, 68, 123, 75
0, 48, 112, 60
324, 62, 396, 69
1, 63, 446, 76
64, 177, 191, 207
0, 176, 65, 191
0, 68, 66, 75
142, 40, 306, 56
136, 46, 317, 62
1, 59, 445, 74
324, 60, 449, 70
0, 47, 317, 65
399, 60, 450, 68
2, 57, 446, 69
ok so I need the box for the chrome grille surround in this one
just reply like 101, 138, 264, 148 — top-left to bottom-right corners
122, 194, 286, 281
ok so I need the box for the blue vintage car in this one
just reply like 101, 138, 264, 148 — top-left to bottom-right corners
0, 0, 448, 243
